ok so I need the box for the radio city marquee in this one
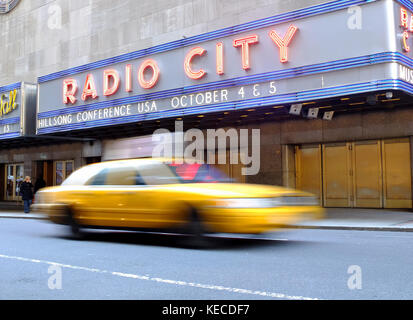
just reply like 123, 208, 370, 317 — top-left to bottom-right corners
38, 81, 280, 129
37, 0, 401, 133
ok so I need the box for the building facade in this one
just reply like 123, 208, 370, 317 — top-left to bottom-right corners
1, 0, 413, 209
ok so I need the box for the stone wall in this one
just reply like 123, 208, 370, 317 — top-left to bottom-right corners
0, 0, 327, 86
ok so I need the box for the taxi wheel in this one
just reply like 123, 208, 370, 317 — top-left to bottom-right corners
186, 210, 212, 249
65, 207, 84, 240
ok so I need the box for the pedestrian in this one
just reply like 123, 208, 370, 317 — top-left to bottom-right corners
20, 176, 34, 214
34, 175, 46, 194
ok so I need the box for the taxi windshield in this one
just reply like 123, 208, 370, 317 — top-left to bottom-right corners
168, 163, 233, 183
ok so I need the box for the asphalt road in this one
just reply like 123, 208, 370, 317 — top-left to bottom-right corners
0, 218, 412, 300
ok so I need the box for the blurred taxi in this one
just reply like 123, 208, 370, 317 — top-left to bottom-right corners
34, 158, 324, 239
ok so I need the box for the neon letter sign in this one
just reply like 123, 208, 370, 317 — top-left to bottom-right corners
138, 59, 160, 89
63, 78, 78, 104
216, 42, 224, 75
268, 25, 298, 63
81, 74, 98, 101
184, 47, 207, 79
103, 69, 120, 96
401, 8, 408, 28
125, 64, 133, 92
233, 35, 259, 70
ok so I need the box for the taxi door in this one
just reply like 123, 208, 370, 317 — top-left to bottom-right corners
74, 166, 146, 227
123, 161, 182, 229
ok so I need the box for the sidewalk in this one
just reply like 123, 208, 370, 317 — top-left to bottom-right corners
1, 207, 413, 232
293, 208, 413, 232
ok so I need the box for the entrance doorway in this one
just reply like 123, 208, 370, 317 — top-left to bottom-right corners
4, 164, 24, 201
295, 138, 412, 208
295, 144, 322, 204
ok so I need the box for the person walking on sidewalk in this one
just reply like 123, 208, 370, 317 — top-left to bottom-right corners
20, 176, 34, 214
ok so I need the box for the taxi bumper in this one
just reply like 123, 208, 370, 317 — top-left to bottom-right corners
203, 206, 325, 234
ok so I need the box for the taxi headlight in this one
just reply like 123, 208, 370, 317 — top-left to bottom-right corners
210, 196, 319, 208
212, 198, 278, 209
277, 196, 320, 206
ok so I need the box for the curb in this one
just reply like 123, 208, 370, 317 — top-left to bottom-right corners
1, 214, 413, 232
286, 225, 413, 232
0, 215, 47, 220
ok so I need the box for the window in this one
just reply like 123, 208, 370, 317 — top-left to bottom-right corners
87, 167, 140, 186
88, 168, 108, 186
106, 167, 139, 185
4, 163, 24, 200
168, 163, 231, 183
137, 162, 181, 185
54, 160, 75, 185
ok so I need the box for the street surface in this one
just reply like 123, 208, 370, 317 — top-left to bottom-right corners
0, 218, 412, 300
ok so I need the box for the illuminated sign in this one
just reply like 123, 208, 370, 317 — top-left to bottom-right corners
400, 7, 412, 52
37, 0, 408, 134
398, 64, 413, 84
38, 81, 278, 130
61, 26, 298, 104
0, 83, 37, 140
0, 86, 21, 138
0, 90, 18, 118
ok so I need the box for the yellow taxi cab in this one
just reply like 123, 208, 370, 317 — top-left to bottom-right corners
34, 158, 324, 243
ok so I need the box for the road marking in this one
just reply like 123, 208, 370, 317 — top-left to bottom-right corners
0, 253, 318, 300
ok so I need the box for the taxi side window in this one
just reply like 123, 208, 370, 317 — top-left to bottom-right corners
87, 167, 144, 186
88, 168, 108, 185
105, 167, 140, 185
135, 173, 146, 186
137, 162, 180, 185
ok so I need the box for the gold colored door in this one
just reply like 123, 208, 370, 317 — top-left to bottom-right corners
230, 150, 246, 183
352, 141, 382, 208
295, 145, 322, 205
211, 150, 245, 183
323, 143, 352, 207
382, 139, 412, 208
296, 138, 412, 209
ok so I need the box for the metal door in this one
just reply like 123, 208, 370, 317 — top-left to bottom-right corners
210, 150, 245, 183
382, 139, 412, 208
322, 143, 352, 207
295, 145, 322, 205
352, 141, 382, 208
296, 139, 412, 209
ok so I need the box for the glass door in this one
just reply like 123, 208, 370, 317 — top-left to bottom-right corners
5, 164, 24, 201
54, 160, 74, 185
